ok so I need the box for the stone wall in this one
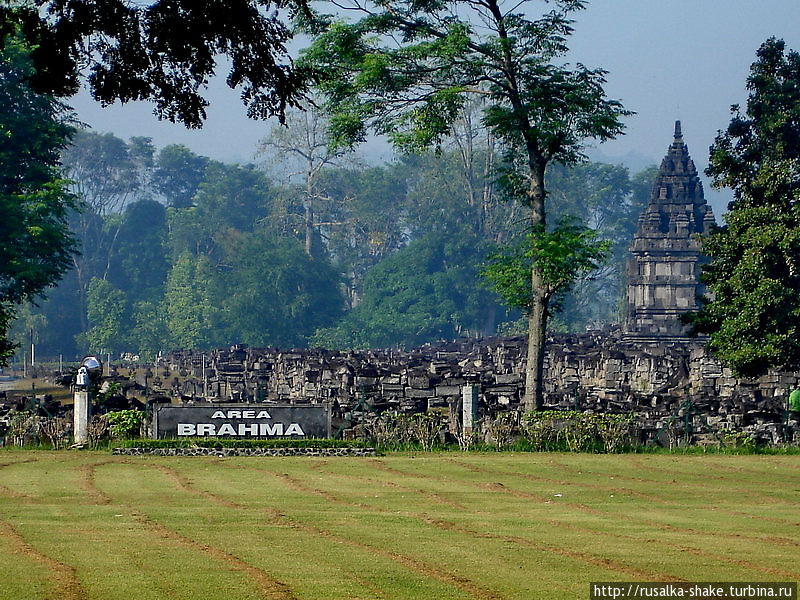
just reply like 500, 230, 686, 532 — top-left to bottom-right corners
113, 447, 377, 457
150, 329, 798, 445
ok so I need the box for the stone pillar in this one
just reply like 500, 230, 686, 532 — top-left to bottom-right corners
461, 384, 479, 434
73, 389, 90, 446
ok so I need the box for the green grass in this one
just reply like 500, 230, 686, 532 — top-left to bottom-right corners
0, 451, 798, 599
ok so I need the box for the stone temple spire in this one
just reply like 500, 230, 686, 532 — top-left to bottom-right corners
624, 121, 715, 340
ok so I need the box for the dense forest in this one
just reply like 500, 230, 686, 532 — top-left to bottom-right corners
9, 113, 656, 362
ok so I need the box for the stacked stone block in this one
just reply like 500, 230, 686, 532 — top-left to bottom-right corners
155, 329, 798, 444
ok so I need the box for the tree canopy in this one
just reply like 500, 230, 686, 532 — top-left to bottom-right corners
300, 0, 628, 409
10, 122, 650, 362
0, 0, 319, 363
0, 33, 76, 362
689, 38, 800, 378
0, 0, 312, 126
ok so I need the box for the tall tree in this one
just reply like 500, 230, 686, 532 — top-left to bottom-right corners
0, 0, 316, 361
107, 199, 170, 306
167, 162, 273, 261
301, 0, 628, 409
0, 0, 311, 127
313, 231, 502, 349
0, 33, 75, 363
153, 145, 212, 208
61, 130, 152, 334
81, 277, 128, 355
164, 253, 222, 350
218, 231, 344, 347
689, 38, 800, 377
315, 163, 409, 307
545, 162, 644, 330
258, 107, 349, 256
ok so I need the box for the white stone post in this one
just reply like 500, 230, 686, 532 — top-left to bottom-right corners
73, 389, 90, 446
461, 384, 479, 434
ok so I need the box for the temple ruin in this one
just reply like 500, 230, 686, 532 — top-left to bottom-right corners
28, 123, 792, 447
625, 120, 715, 340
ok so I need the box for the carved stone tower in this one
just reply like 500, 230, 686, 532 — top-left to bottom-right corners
624, 121, 715, 340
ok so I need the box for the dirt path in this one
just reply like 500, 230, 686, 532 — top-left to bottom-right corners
0, 519, 87, 600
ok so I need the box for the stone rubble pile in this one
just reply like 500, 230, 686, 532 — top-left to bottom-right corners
152, 328, 799, 445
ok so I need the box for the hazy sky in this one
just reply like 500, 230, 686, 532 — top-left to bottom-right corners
70, 0, 800, 217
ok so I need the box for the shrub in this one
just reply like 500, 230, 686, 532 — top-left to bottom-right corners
86, 415, 110, 448
484, 412, 520, 450
361, 411, 447, 451
39, 416, 72, 449
520, 411, 637, 453
5, 411, 41, 446
106, 410, 146, 439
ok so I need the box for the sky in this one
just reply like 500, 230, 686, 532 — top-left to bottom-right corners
69, 0, 800, 218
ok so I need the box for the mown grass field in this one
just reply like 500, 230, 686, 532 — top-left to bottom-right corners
0, 451, 798, 600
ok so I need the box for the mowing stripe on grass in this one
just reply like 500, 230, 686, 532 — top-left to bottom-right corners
445, 457, 667, 503
0, 518, 85, 600
131, 462, 476, 600
149, 461, 503, 600
420, 515, 679, 581
78, 460, 300, 600
370, 458, 800, 581
242, 460, 680, 584
618, 456, 800, 507
129, 510, 299, 600
350, 456, 800, 580
0, 458, 37, 499
76, 461, 119, 505
306, 460, 467, 510
83, 461, 300, 600
306, 458, 468, 508
446, 456, 800, 542
258, 460, 683, 582
3, 451, 799, 599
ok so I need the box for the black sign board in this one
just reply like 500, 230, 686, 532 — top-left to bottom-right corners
153, 404, 331, 439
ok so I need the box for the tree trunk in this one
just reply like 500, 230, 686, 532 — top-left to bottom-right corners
523, 270, 549, 412
523, 155, 548, 412
304, 199, 314, 257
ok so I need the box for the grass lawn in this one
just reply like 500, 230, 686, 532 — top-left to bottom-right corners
0, 450, 798, 599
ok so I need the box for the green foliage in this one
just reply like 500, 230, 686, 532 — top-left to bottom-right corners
688, 39, 800, 377
81, 278, 128, 354
300, 0, 627, 410
360, 412, 447, 451
105, 410, 146, 440
313, 232, 504, 349
0, 1, 310, 127
721, 431, 759, 453
0, 33, 76, 364
153, 145, 211, 208
301, 2, 628, 162
547, 163, 652, 330
167, 162, 273, 260
218, 233, 345, 348
520, 411, 637, 453
3, 410, 41, 446
484, 412, 520, 451
164, 253, 223, 350
127, 300, 170, 361
108, 199, 170, 306
482, 218, 610, 313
